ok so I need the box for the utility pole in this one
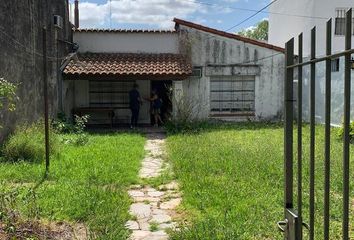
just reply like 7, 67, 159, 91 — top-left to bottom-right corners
43, 27, 50, 177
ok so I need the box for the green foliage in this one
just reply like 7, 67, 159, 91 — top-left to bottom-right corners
337, 121, 354, 142
167, 123, 353, 239
0, 133, 146, 239
53, 113, 89, 146
0, 77, 18, 112
238, 19, 269, 41
164, 120, 215, 134
1, 121, 59, 163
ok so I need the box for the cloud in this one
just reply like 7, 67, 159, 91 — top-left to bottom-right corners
76, 0, 204, 29
78, 2, 108, 27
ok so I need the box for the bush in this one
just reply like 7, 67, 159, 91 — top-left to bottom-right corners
53, 114, 89, 146
337, 121, 354, 143
2, 121, 59, 163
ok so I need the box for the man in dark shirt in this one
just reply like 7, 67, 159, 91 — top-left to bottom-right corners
129, 83, 142, 128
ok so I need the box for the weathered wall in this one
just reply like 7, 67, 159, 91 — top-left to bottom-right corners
74, 32, 179, 54
0, 0, 72, 141
178, 25, 285, 121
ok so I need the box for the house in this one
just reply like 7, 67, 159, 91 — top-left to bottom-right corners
0, 0, 72, 141
269, 0, 354, 56
269, 0, 354, 125
61, 10, 285, 126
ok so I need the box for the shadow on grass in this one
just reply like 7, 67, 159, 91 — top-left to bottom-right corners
165, 120, 284, 136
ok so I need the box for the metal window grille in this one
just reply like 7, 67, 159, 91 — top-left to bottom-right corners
335, 8, 354, 35
89, 80, 134, 109
331, 58, 340, 72
210, 75, 255, 114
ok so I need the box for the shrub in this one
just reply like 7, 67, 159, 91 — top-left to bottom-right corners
2, 121, 59, 163
54, 114, 89, 146
337, 121, 354, 143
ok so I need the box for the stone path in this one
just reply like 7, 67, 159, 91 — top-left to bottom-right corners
126, 133, 182, 240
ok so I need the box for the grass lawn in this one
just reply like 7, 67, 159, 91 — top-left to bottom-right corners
0, 132, 145, 239
166, 123, 354, 240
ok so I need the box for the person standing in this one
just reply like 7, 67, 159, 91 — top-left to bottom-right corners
129, 83, 142, 129
146, 89, 163, 127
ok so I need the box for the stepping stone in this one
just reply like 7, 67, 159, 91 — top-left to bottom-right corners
149, 214, 172, 224
160, 198, 182, 210
140, 231, 168, 240
152, 209, 166, 215
130, 230, 151, 240
147, 191, 164, 197
137, 218, 150, 231
125, 220, 139, 230
164, 181, 179, 190
130, 203, 151, 218
128, 190, 145, 198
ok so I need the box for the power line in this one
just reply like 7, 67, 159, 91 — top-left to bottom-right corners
224, 0, 279, 32
182, 0, 328, 21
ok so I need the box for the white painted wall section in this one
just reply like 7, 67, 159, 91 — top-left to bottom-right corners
74, 32, 179, 54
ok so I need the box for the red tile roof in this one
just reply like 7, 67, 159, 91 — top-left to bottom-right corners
74, 29, 176, 33
63, 53, 192, 79
173, 18, 285, 53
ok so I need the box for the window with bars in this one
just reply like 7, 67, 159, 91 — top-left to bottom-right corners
89, 81, 135, 109
210, 75, 255, 114
335, 8, 354, 36
331, 58, 340, 72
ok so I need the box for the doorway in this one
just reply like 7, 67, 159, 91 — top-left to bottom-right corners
150, 80, 172, 125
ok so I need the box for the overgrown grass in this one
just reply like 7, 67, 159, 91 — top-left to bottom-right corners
166, 122, 354, 239
0, 132, 145, 239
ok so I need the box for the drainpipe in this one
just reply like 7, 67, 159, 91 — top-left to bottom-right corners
74, 0, 79, 29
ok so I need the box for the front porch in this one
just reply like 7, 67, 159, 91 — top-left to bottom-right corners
62, 53, 191, 126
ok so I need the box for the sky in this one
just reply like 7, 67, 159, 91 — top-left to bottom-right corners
71, 0, 270, 32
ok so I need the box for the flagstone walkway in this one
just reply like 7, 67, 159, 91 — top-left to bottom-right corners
126, 133, 182, 240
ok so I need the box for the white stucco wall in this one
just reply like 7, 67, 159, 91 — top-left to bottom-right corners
74, 32, 179, 54
269, 0, 354, 56
179, 25, 285, 121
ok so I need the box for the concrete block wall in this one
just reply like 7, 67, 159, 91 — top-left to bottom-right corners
0, 0, 72, 142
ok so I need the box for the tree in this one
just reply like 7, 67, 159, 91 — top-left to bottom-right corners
238, 19, 269, 41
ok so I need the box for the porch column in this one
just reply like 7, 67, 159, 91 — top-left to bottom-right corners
172, 80, 184, 119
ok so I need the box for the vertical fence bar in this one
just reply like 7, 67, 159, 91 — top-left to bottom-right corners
342, 8, 352, 240
284, 38, 294, 216
324, 19, 332, 240
297, 33, 303, 240
309, 26, 316, 240
42, 27, 50, 177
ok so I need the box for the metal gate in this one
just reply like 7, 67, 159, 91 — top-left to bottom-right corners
278, 8, 354, 240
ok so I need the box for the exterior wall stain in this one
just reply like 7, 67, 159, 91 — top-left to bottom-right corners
0, 0, 72, 141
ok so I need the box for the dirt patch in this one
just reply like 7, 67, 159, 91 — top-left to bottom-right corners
0, 220, 88, 240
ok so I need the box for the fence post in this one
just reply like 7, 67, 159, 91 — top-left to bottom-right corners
43, 27, 50, 177
342, 8, 352, 240
284, 38, 294, 214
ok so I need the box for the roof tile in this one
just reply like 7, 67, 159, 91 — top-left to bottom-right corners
63, 53, 192, 78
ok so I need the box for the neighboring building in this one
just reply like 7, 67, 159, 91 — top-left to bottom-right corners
0, 0, 72, 141
62, 17, 285, 125
269, 0, 354, 125
269, 0, 354, 56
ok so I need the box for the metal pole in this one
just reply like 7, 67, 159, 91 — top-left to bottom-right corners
309, 26, 316, 240
342, 8, 352, 240
297, 32, 303, 240
324, 18, 332, 240
43, 27, 50, 177
284, 38, 294, 213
